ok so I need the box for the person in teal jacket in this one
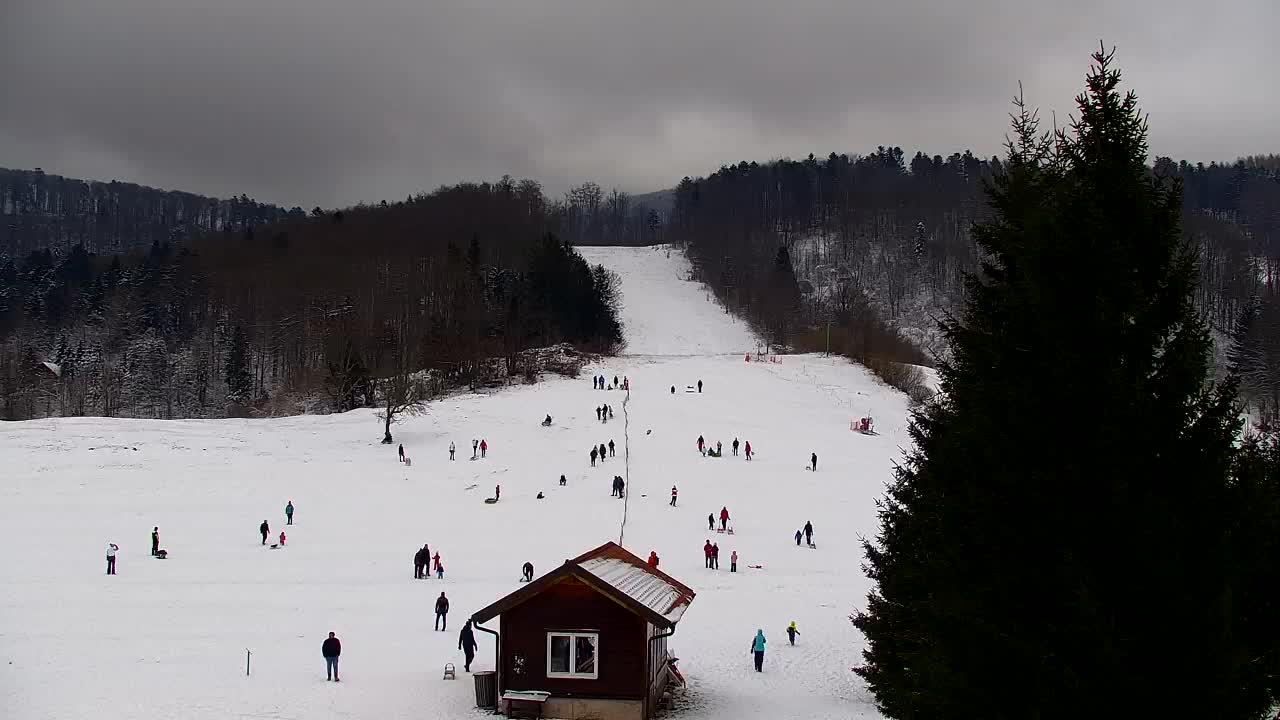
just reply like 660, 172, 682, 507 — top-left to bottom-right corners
750, 629, 766, 672
285, 501, 294, 525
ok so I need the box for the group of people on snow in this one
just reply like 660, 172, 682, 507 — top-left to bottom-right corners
696, 435, 751, 459
592, 374, 628, 391
796, 521, 816, 548
414, 544, 444, 579
611, 475, 626, 498
595, 404, 615, 422
589, 440, 615, 466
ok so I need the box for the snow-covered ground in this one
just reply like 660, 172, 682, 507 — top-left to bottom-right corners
0, 244, 910, 720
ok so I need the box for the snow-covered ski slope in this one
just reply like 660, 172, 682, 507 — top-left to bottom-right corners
0, 244, 905, 720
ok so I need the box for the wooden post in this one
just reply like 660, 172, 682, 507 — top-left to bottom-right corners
246, 649, 251, 676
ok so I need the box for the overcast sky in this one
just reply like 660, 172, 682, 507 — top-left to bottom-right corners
2, 1, 1276, 209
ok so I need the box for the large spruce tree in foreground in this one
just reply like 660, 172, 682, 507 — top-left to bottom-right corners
855, 49, 1276, 718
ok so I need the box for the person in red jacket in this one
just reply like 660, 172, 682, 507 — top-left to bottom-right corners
719, 506, 730, 531
703, 540, 714, 569
433, 551, 442, 575
648, 551, 659, 568
278, 531, 286, 546
479, 439, 487, 458
744, 441, 752, 460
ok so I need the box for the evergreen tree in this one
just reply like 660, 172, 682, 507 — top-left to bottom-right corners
854, 48, 1265, 718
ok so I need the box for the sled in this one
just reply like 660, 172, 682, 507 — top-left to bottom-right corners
484, 498, 499, 504
443, 663, 457, 680
667, 656, 687, 686
747, 564, 764, 569
404, 457, 412, 467
464, 484, 478, 490
270, 544, 281, 549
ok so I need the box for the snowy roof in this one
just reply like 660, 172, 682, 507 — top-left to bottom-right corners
579, 556, 691, 624
470, 541, 696, 628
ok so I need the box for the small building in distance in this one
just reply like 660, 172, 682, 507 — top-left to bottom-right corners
470, 541, 696, 720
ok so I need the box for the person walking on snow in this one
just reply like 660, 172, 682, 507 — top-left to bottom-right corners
436, 559, 445, 579
720, 506, 730, 531
106, 542, 118, 575
285, 501, 294, 525
322, 632, 342, 681
795, 529, 803, 546
480, 439, 487, 458
616, 477, 625, 498
786, 621, 800, 645
810, 452, 817, 471
711, 542, 720, 569
697, 379, 703, 393
744, 441, 752, 460
623, 376, 629, 391
398, 443, 405, 463
151, 527, 159, 557
670, 485, 678, 506
560, 474, 567, 486
613, 375, 619, 388
260, 520, 270, 545
750, 630, 766, 671
732, 438, 739, 456
697, 435, 704, 454
522, 561, 534, 582
703, 540, 714, 568
804, 521, 814, 547
596, 406, 602, 421
435, 592, 450, 630
608, 405, 614, 419
590, 446, 598, 467
459, 620, 478, 672
599, 443, 607, 461
278, 531, 286, 546
730, 550, 738, 572
449, 442, 456, 461
433, 551, 442, 576
608, 439, 615, 457
648, 551, 659, 568
414, 546, 427, 579
708, 513, 715, 531
471, 439, 478, 460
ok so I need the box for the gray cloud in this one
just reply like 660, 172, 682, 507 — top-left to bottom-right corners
2, 0, 1276, 208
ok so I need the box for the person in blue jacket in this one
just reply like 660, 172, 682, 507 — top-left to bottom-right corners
750, 629, 766, 672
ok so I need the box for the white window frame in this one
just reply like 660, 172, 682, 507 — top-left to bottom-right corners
546, 631, 600, 680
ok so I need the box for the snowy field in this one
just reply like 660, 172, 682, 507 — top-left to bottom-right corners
0, 244, 911, 720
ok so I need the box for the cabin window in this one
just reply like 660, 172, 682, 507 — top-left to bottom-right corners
546, 632, 599, 679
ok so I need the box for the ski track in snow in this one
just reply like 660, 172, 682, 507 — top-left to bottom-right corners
0, 244, 901, 720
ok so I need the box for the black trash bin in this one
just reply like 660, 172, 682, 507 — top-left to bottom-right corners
474, 670, 497, 710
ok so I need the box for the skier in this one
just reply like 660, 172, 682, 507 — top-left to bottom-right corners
730, 550, 738, 572
285, 500, 294, 525
260, 520, 270, 545
398, 443, 405, 463
810, 452, 817, 471
480, 439, 487, 458
435, 592, 450, 630
744, 441, 752, 460
414, 546, 427, 579
697, 379, 703, 393
708, 513, 715, 531
703, 540, 714, 568
559, 474, 567, 486
795, 529, 803, 546
711, 542, 720, 569
522, 561, 534, 582
278, 531, 286, 546
590, 446, 598, 467
670, 485, 678, 506
151, 527, 159, 557
750, 629, 766, 672
106, 542, 118, 575
459, 620, 478, 672
697, 435, 704, 454
449, 441, 456, 461
720, 506, 730, 531
322, 632, 342, 681
732, 438, 739, 456
786, 621, 800, 645
472, 439, 478, 460
647, 551, 659, 568
804, 521, 814, 547
608, 439, 615, 457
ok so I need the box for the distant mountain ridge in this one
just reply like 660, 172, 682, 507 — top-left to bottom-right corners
0, 167, 292, 257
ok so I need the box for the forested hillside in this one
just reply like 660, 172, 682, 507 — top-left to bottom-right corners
669, 150, 1279, 407
0, 180, 622, 421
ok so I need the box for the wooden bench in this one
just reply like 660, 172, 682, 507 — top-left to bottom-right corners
501, 690, 550, 719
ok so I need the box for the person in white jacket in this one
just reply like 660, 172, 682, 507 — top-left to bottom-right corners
106, 543, 119, 575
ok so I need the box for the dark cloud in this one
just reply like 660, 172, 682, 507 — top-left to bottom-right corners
2, 1, 1276, 208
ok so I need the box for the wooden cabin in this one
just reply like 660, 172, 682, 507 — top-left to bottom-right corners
470, 541, 696, 720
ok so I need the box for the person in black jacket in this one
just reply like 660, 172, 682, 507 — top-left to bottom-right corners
260, 520, 270, 545
435, 592, 450, 631
522, 561, 534, 582
151, 527, 159, 557
322, 632, 341, 681
414, 546, 427, 579
459, 620, 478, 671
608, 439, 615, 457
